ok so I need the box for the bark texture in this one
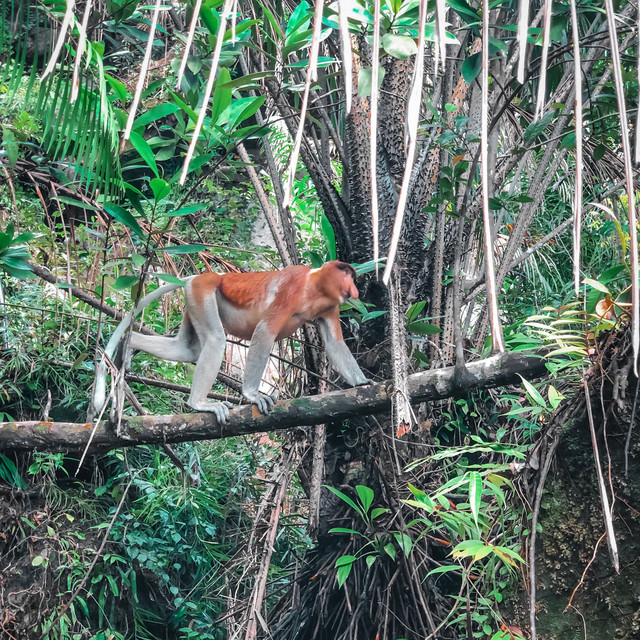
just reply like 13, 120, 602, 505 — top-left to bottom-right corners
1, 352, 547, 453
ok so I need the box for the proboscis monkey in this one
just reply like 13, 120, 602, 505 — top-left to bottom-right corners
90, 261, 372, 423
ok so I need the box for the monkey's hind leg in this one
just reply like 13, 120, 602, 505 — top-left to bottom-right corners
186, 300, 234, 424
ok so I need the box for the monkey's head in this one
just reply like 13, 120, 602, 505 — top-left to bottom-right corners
324, 261, 359, 302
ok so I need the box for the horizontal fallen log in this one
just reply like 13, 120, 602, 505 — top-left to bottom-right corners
0, 352, 547, 454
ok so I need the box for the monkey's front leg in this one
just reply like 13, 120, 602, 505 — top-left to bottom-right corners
317, 317, 373, 386
242, 322, 278, 414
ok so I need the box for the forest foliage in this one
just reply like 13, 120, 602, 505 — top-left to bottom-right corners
0, 0, 639, 638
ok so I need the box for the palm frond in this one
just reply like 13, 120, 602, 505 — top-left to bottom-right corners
1, 0, 122, 196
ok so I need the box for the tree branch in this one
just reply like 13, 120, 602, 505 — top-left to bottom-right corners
0, 352, 547, 454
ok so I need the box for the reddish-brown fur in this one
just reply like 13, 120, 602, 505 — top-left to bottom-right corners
189, 261, 358, 341
91, 261, 369, 422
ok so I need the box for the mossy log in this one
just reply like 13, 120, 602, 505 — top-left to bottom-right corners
0, 352, 547, 454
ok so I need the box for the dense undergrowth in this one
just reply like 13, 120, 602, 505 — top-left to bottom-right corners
2, 0, 640, 636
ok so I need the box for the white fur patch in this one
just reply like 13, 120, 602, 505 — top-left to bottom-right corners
264, 277, 280, 307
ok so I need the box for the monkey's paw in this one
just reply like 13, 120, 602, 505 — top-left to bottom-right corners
243, 391, 278, 415
188, 399, 234, 424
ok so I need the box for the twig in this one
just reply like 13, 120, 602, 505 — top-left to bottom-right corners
28, 262, 154, 335
583, 371, 619, 572
624, 376, 639, 477
564, 532, 606, 611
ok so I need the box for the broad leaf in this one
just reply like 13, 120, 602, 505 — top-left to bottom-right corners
357, 67, 385, 98
103, 203, 144, 238
356, 485, 374, 513
381, 33, 417, 59
129, 131, 158, 177
113, 275, 139, 291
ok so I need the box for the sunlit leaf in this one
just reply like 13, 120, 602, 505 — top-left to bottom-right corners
381, 33, 417, 59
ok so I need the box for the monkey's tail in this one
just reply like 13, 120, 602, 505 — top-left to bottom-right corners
89, 277, 196, 419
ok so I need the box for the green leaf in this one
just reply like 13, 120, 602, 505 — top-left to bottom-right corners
150, 178, 171, 203
133, 103, 180, 131
169, 91, 199, 124
335, 554, 357, 568
468, 471, 482, 530
523, 110, 555, 143
583, 277, 609, 294
218, 71, 275, 90
129, 131, 158, 177
107, 0, 138, 22
0, 263, 32, 279
407, 321, 442, 335
365, 555, 376, 569
370, 507, 389, 520
106, 74, 128, 103
599, 265, 626, 283
52, 195, 99, 211
517, 375, 547, 408
218, 96, 266, 128
328, 527, 364, 536
259, 1, 284, 38
560, 132, 576, 150
383, 543, 396, 561
512, 194, 534, 203
547, 385, 565, 409
489, 36, 507, 52
406, 301, 426, 322
199, 4, 219, 34
155, 244, 208, 254
130, 253, 146, 268
320, 214, 336, 260
461, 52, 481, 83
336, 562, 353, 588
179, 153, 214, 176
324, 485, 363, 517
356, 485, 374, 513
211, 68, 232, 122
2, 125, 18, 168
357, 67, 386, 98
113, 275, 139, 291
447, 0, 480, 20
593, 143, 607, 161
426, 564, 464, 577
155, 141, 177, 162
156, 273, 186, 285
403, 498, 435, 511
187, 56, 202, 74
286, 1, 310, 36
288, 56, 335, 68
103, 203, 144, 238
394, 532, 413, 557
492, 544, 526, 566
451, 539, 492, 561
381, 33, 417, 59
168, 204, 206, 217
